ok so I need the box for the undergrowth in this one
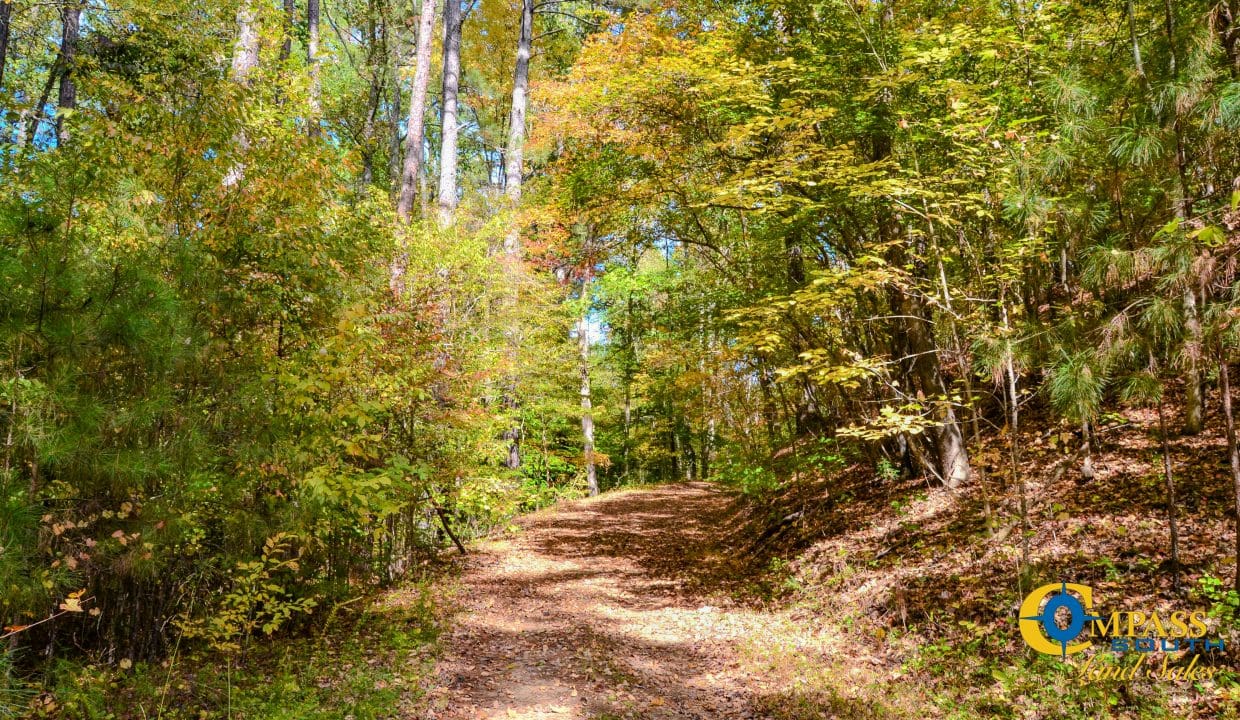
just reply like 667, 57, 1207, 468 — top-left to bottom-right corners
715, 412, 1240, 720
27, 582, 445, 720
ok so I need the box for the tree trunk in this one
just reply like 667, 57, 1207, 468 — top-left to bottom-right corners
0, 0, 12, 93
1156, 389, 1181, 585
579, 275, 598, 496
1182, 287, 1205, 434
622, 376, 632, 478
874, 130, 970, 488
387, 36, 403, 189
621, 282, 636, 479
1080, 420, 1095, 481
503, 0, 533, 255
496, 0, 534, 469
392, 0, 437, 284
1220, 360, 1240, 592
359, 58, 383, 185
1160, 0, 1204, 436
307, 0, 321, 138
223, 2, 261, 187
231, 2, 261, 84
280, 0, 295, 62
435, 0, 462, 227
1126, 0, 1146, 82
55, 2, 82, 144
901, 289, 971, 488
1002, 303, 1030, 572
24, 52, 59, 147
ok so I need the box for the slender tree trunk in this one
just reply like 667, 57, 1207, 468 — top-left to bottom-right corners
1220, 359, 1240, 593
432, 502, 467, 554
496, 0, 534, 469
436, 0, 462, 227
387, 37, 403, 188
503, 0, 533, 254
1156, 388, 1181, 585
280, 0, 295, 62
24, 58, 58, 148
579, 275, 598, 496
621, 280, 636, 479
1159, 0, 1204, 435
307, 0, 321, 138
1080, 420, 1095, 481
0, 0, 12, 93
55, 2, 81, 144
360, 63, 383, 184
224, 2, 261, 187
622, 377, 632, 478
2, 347, 19, 478
1127, 0, 1146, 83
670, 423, 681, 482
1002, 303, 1030, 573
395, 0, 437, 221
1182, 287, 1205, 434
24, 2, 79, 146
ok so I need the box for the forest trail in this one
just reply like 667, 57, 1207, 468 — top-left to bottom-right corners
422, 483, 782, 720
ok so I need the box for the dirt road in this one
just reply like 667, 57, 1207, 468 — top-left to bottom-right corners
422, 483, 781, 720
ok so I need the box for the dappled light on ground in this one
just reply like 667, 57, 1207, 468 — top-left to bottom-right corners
423, 483, 781, 719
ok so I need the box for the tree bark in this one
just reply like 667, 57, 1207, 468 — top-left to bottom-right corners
1157, 387, 1181, 585
1002, 302, 1030, 572
873, 128, 970, 488
231, 2, 261, 84
397, 0, 438, 221
579, 275, 598, 496
280, 0, 295, 62
432, 501, 467, 555
0, 0, 12, 93
24, 57, 58, 148
503, 0, 533, 255
387, 33, 403, 188
307, 0, 321, 138
497, 0, 534, 469
360, 49, 383, 185
900, 289, 971, 488
436, 0, 462, 227
224, 2, 261, 187
1161, 0, 1204, 435
1080, 420, 1095, 481
1126, 0, 1146, 83
47, 2, 83, 145
1182, 287, 1205, 434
